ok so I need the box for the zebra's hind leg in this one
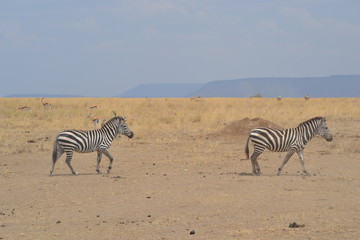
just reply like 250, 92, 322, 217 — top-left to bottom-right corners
96, 151, 102, 174
297, 150, 310, 175
102, 149, 114, 174
65, 151, 78, 175
250, 152, 261, 175
277, 151, 295, 176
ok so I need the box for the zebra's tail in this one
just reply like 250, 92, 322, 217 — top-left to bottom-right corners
245, 136, 250, 159
50, 135, 62, 176
52, 135, 60, 162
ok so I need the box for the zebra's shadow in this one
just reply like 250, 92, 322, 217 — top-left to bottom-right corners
225, 172, 312, 177
49, 172, 100, 177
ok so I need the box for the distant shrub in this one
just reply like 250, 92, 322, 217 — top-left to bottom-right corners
250, 93, 262, 98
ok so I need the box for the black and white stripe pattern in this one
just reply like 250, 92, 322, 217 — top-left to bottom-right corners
50, 116, 134, 176
245, 117, 332, 176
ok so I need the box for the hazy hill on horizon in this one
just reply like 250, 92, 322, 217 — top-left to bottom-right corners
4, 93, 84, 98
187, 75, 360, 98
4, 75, 360, 98
118, 75, 360, 98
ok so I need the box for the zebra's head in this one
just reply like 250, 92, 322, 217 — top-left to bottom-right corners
117, 116, 134, 139
317, 117, 333, 142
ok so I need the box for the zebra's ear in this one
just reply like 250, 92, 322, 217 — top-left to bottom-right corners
122, 116, 127, 122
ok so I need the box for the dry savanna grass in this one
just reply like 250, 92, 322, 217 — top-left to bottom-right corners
0, 97, 359, 155
1, 97, 360, 240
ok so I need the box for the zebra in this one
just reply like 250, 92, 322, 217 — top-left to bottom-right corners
244, 117, 333, 176
50, 116, 134, 176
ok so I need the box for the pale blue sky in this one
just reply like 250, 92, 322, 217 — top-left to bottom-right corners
1, 0, 359, 97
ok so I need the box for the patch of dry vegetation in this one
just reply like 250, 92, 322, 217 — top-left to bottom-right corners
0, 98, 359, 154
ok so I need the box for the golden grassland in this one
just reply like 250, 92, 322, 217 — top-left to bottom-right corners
0, 97, 359, 154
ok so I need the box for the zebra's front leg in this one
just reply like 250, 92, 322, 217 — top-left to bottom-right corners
297, 150, 310, 175
102, 149, 114, 174
65, 151, 78, 175
277, 151, 295, 176
96, 151, 103, 174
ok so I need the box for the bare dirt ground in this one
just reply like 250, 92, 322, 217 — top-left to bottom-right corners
1, 118, 360, 240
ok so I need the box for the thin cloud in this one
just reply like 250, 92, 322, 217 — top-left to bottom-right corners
0, 21, 38, 49
108, 0, 187, 18
97, 39, 122, 49
61, 17, 99, 32
280, 7, 322, 29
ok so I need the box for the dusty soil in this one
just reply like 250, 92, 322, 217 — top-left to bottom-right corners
1, 118, 360, 240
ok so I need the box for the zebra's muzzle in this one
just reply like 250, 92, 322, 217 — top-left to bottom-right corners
325, 134, 333, 142
127, 131, 134, 139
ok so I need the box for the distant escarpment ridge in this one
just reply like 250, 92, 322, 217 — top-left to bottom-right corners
4, 75, 360, 98
186, 75, 360, 98
119, 75, 360, 98
4, 93, 85, 98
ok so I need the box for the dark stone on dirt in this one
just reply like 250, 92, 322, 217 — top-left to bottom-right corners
289, 222, 305, 228
190, 230, 195, 235
112, 176, 123, 179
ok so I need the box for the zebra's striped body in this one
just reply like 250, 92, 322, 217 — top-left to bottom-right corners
50, 116, 134, 176
245, 117, 332, 176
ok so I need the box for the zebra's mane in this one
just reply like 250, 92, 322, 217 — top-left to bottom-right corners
297, 116, 324, 128
101, 116, 124, 129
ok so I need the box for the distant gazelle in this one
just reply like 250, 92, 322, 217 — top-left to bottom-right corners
304, 95, 310, 101
41, 97, 52, 108
87, 113, 105, 129
277, 96, 282, 101
89, 104, 99, 110
17, 105, 31, 110
191, 96, 202, 101
245, 117, 333, 176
